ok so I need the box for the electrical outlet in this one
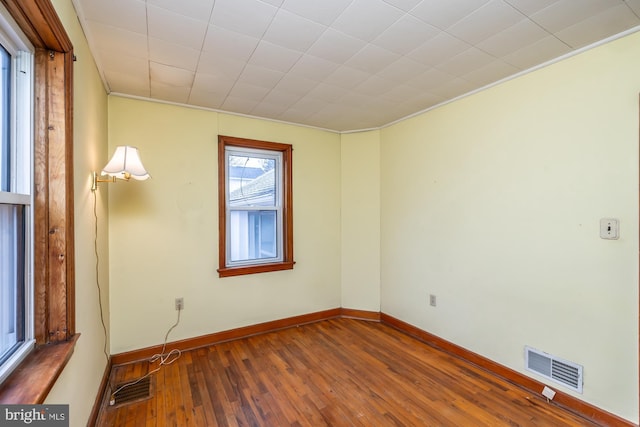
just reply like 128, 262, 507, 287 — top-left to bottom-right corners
542, 386, 556, 400
429, 294, 437, 307
175, 297, 184, 311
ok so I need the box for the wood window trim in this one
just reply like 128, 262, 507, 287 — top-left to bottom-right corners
0, 0, 77, 404
217, 135, 294, 277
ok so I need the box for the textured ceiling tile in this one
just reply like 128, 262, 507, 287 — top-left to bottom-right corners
503, 0, 560, 15
287, 55, 341, 81
86, 21, 148, 58
226, 83, 271, 103
248, 41, 303, 72
196, 52, 246, 79
77, 0, 146, 33
211, 0, 278, 38
345, 44, 401, 74
100, 53, 148, 76
188, 88, 227, 109
251, 101, 290, 117
406, 67, 456, 91
150, 83, 191, 103
281, 0, 352, 26
382, 0, 423, 12
477, 19, 550, 57
435, 47, 496, 77
378, 83, 423, 103
261, 0, 285, 7
76, 0, 640, 131
502, 35, 571, 69
274, 74, 319, 96
354, 75, 398, 96
410, 0, 490, 29
237, 64, 285, 89
148, 5, 208, 49
261, 90, 303, 109
461, 59, 520, 86
221, 96, 260, 113
332, 0, 405, 41
407, 31, 471, 66
150, 62, 195, 87
624, 0, 640, 16
262, 9, 327, 52
202, 26, 261, 63
307, 82, 347, 102
428, 76, 475, 99
529, 0, 622, 34
324, 66, 372, 89
147, 0, 215, 21
372, 14, 440, 55
307, 28, 367, 63
149, 38, 200, 71
554, 4, 640, 48
192, 72, 236, 95
377, 57, 430, 83
104, 69, 150, 97
447, 0, 526, 44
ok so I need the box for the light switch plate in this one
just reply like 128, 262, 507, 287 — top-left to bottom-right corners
600, 218, 619, 240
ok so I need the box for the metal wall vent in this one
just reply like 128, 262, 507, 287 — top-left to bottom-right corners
111, 376, 153, 407
525, 346, 583, 393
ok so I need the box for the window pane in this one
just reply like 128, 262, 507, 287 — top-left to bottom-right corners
228, 155, 276, 207
0, 204, 25, 364
229, 210, 277, 262
0, 45, 10, 192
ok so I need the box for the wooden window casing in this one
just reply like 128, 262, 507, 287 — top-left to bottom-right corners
0, 0, 76, 404
218, 135, 294, 277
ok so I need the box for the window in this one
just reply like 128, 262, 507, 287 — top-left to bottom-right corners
0, 13, 33, 384
218, 135, 294, 277
0, 0, 76, 405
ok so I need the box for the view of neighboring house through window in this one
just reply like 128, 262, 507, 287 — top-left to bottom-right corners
228, 153, 278, 263
218, 135, 294, 277
0, 10, 34, 384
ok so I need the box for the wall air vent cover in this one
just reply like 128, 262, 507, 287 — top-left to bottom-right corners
525, 346, 583, 393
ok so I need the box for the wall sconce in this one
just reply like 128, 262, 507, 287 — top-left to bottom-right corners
91, 146, 150, 191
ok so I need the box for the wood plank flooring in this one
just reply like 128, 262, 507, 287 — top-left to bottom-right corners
96, 318, 600, 426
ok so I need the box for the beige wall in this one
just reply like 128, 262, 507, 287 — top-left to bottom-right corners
341, 131, 381, 310
44, 1, 110, 426
107, 99, 342, 353
380, 33, 640, 422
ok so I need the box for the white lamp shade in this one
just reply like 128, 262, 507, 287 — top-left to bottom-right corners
101, 146, 150, 181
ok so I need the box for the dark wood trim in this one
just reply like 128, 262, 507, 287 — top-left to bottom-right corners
87, 357, 112, 427
340, 308, 381, 321
0, 334, 79, 404
111, 308, 343, 365
3, 0, 75, 345
380, 313, 636, 427
0, 0, 72, 51
217, 135, 294, 278
0, 0, 77, 405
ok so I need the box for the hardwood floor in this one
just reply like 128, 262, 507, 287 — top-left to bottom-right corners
96, 319, 600, 426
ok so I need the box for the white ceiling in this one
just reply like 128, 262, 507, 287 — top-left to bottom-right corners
71, 0, 640, 132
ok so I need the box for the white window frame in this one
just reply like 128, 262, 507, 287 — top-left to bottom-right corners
0, 2, 34, 385
225, 146, 283, 268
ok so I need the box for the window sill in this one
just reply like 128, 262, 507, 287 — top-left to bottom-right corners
218, 261, 295, 277
0, 334, 79, 404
